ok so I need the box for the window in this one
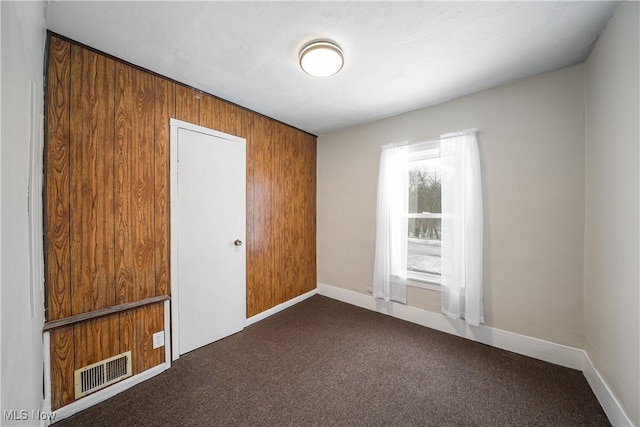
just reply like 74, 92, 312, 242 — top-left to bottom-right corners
407, 143, 441, 287
373, 129, 483, 325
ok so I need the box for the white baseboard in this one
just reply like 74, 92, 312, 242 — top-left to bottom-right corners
44, 285, 633, 426
47, 292, 316, 423
317, 282, 583, 369
245, 288, 318, 327
46, 300, 173, 424
317, 282, 635, 426
583, 353, 634, 426
51, 363, 169, 424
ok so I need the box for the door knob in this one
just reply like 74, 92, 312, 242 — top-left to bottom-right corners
234, 239, 243, 246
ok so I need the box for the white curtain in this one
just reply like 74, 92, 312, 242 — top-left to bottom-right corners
372, 143, 409, 303
440, 130, 484, 326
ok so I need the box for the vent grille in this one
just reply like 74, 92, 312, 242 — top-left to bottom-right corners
74, 351, 132, 399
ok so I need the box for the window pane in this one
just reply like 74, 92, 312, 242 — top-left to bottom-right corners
407, 218, 441, 277
408, 158, 440, 214
407, 156, 441, 281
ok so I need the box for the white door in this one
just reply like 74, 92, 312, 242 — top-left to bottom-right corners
170, 119, 246, 358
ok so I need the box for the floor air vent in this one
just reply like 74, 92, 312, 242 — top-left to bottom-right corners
74, 351, 132, 399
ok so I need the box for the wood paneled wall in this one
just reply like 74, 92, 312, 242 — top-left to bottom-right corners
44, 34, 316, 410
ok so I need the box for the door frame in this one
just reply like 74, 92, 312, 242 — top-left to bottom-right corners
169, 118, 247, 361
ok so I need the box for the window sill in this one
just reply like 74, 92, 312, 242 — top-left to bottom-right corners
407, 278, 441, 292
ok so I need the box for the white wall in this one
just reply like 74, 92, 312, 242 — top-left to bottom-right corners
584, 2, 639, 425
318, 64, 586, 348
0, 1, 46, 424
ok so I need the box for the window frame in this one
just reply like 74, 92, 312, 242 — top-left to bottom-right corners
406, 141, 442, 291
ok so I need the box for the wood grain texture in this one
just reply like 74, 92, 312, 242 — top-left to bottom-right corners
115, 63, 156, 303
44, 295, 169, 331
154, 77, 175, 296
245, 118, 317, 316
200, 94, 244, 137
73, 315, 120, 374
50, 326, 75, 410
300, 131, 316, 294
175, 85, 201, 125
272, 121, 286, 306
245, 114, 276, 317
45, 36, 72, 321
292, 130, 316, 298
45, 36, 316, 408
281, 125, 299, 303
244, 111, 255, 315
303, 132, 318, 294
244, 111, 256, 315
69, 46, 116, 314
120, 302, 164, 375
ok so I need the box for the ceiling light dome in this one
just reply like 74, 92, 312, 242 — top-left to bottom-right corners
299, 40, 344, 77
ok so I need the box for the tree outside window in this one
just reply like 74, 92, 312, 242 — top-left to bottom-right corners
407, 148, 441, 284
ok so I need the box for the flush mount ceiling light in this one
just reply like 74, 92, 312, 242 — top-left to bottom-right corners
299, 41, 344, 77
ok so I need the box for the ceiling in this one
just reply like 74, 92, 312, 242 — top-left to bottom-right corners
45, 1, 617, 135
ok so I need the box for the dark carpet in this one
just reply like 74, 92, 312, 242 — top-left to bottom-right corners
55, 295, 609, 426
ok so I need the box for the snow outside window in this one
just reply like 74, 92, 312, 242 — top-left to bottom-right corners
407, 143, 441, 288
